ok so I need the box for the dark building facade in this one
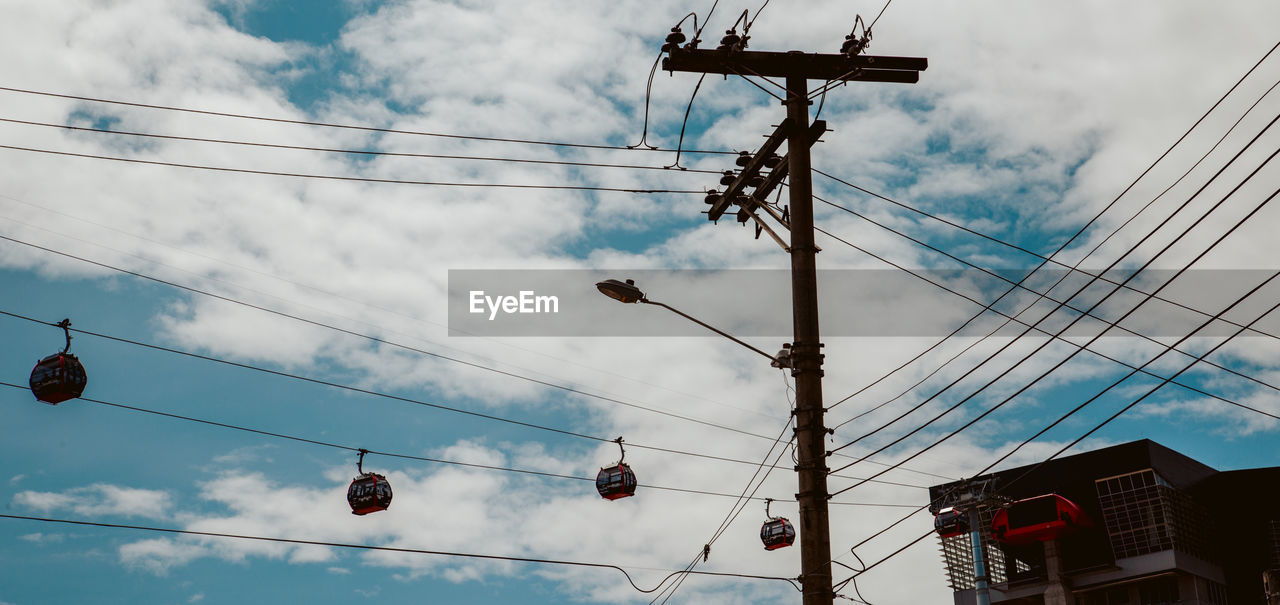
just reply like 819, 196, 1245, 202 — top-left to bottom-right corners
928, 440, 1280, 605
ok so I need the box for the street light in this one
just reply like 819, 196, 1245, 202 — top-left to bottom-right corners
595, 278, 788, 367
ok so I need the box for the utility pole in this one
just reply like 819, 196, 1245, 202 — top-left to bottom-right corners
663, 32, 926, 605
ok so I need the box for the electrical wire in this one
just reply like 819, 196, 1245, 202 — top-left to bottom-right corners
828, 172, 1280, 498
0, 514, 800, 593
812, 226, 1280, 430
827, 108, 1280, 447
0, 117, 722, 175
834, 273, 1280, 580
815, 189, 1280, 397
0, 381, 913, 508
0, 144, 702, 194
0, 309, 930, 492
821, 42, 1280, 416
0, 233, 951, 482
814, 166, 1280, 343
822, 109, 1280, 462
0, 86, 738, 156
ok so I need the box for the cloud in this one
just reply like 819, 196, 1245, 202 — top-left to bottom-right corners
12, 484, 172, 520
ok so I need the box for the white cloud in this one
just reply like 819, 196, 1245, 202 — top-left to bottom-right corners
12, 483, 172, 520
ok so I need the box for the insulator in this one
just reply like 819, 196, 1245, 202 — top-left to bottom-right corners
704, 190, 720, 205
718, 30, 741, 50
747, 174, 765, 187
736, 208, 750, 223
735, 195, 756, 210
719, 170, 737, 186
763, 154, 782, 169
663, 27, 687, 52
735, 151, 752, 167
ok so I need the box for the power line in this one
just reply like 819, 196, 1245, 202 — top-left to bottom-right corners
814, 165, 1280, 342
0, 381, 912, 509
0, 309, 930, 491
820, 42, 1280, 417
0, 514, 800, 593
828, 173, 1280, 498
0, 86, 738, 156
825, 76, 1280, 427
0, 236, 951, 483
0, 117, 723, 175
834, 275, 1280, 579
811, 226, 1279, 428
822, 110, 1280, 464
0, 144, 702, 194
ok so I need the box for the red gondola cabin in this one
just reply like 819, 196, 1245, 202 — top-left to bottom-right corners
29, 352, 87, 405
596, 463, 637, 500
991, 493, 1090, 545
934, 507, 968, 539
347, 473, 392, 515
760, 517, 796, 550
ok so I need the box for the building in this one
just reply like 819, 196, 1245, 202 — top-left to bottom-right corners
928, 440, 1280, 605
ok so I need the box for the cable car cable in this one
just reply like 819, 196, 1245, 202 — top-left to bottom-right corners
0, 240, 952, 484
0, 381, 916, 509
0, 86, 740, 156
828, 178, 1280, 501
832, 282, 1280, 577
814, 187, 1280, 399
812, 225, 1279, 429
0, 144, 704, 195
0, 311, 932, 492
0, 514, 801, 593
0, 117, 724, 176
0, 192, 775, 426
823, 116, 1280, 473
818, 42, 1280, 414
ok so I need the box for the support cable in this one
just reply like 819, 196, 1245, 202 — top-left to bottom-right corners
812, 226, 1279, 427
0, 144, 702, 194
834, 271, 1280, 580
824, 114, 1280, 463
0, 117, 722, 175
0, 514, 800, 593
821, 46, 1280, 414
0, 86, 739, 155
828, 175, 1280, 497
0, 310, 930, 491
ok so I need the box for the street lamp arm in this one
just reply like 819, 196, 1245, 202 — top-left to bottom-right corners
641, 299, 779, 364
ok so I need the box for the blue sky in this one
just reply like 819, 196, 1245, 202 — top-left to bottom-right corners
2, 1, 1280, 604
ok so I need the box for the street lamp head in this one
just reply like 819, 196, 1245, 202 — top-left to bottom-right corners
595, 278, 646, 304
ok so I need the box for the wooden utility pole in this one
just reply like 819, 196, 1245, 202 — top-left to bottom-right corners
664, 43, 926, 605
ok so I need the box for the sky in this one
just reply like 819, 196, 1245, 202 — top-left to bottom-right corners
1, 1, 1279, 604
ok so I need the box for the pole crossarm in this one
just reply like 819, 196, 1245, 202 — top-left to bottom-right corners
664, 48, 927, 82
708, 119, 827, 222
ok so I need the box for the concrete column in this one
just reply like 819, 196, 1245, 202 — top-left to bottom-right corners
1042, 540, 1071, 605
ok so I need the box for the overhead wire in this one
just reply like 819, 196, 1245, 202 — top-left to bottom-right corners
833, 273, 1280, 581
0, 144, 703, 194
0, 231, 953, 482
0, 117, 723, 175
0, 514, 801, 593
821, 107, 1280, 458
812, 226, 1280, 430
827, 157, 1280, 498
0, 381, 911, 508
0, 86, 739, 155
0, 192, 777, 425
826, 106, 1280, 450
0, 309, 931, 492
825, 71, 1280, 428
819, 40, 1280, 413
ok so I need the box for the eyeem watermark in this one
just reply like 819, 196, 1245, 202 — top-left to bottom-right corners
469, 290, 560, 321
